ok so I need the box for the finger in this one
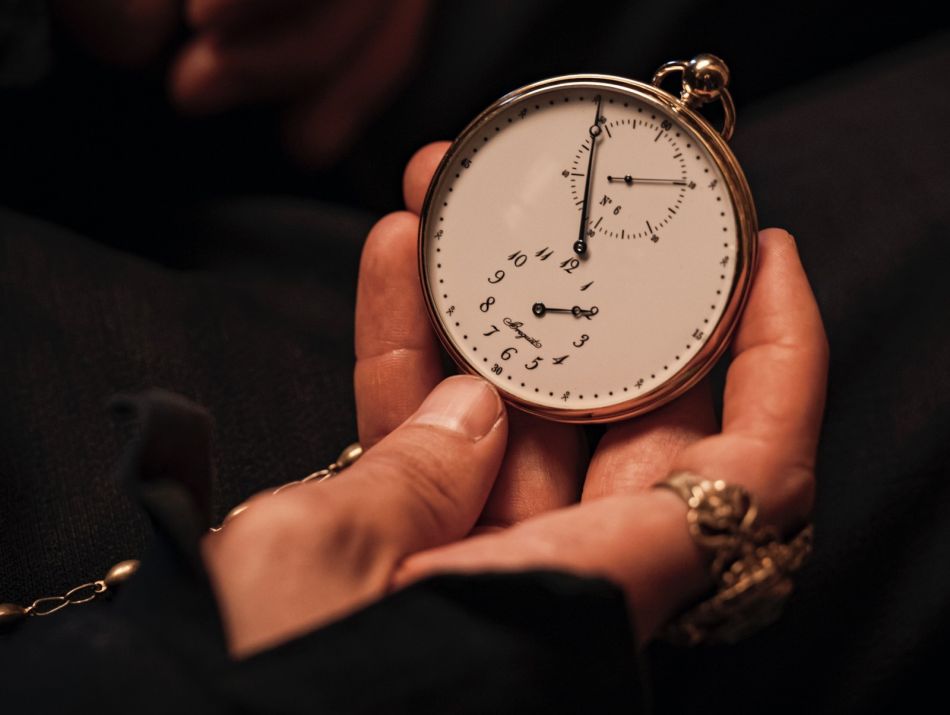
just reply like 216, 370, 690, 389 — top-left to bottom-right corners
403, 142, 451, 215
474, 410, 586, 531
723, 228, 829, 454
582, 378, 718, 500
330, 375, 507, 560
171, 0, 378, 114
392, 488, 712, 649
670, 228, 829, 530
354, 211, 443, 449
279, 0, 428, 166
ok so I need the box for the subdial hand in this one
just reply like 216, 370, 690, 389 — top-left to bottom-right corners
574, 95, 604, 257
532, 302, 599, 319
606, 175, 688, 185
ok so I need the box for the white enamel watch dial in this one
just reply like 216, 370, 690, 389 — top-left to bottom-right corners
419, 60, 757, 423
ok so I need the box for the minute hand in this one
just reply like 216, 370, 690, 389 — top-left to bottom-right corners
574, 95, 603, 256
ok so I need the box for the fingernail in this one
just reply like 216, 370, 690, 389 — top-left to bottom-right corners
410, 375, 503, 441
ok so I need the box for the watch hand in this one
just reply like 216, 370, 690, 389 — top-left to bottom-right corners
532, 302, 599, 319
574, 95, 604, 257
607, 175, 688, 185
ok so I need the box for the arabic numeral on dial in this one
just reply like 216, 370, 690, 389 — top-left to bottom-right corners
613, 205, 622, 215
483, 325, 500, 337
487, 269, 505, 284
572, 334, 589, 348
508, 251, 527, 267
501, 346, 518, 360
560, 258, 580, 274
552, 355, 569, 365
524, 357, 543, 370
491, 363, 503, 375
661, 119, 672, 131
535, 247, 554, 261
479, 296, 495, 312
692, 329, 704, 340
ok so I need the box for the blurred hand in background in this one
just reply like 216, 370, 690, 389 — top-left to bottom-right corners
55, 0, 432, 167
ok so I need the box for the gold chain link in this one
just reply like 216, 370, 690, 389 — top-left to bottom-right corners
0, 443, 363, 631
27, 580, 108, 616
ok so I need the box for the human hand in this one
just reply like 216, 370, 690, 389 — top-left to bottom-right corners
53, 0, 430, 166
168, 0, 431, 165
200, 143, 827, 659
369, 144, 829, 643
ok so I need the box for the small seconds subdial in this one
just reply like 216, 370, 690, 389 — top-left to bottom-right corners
568, 116, 690, 242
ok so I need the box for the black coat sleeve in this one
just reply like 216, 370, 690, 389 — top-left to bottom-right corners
0, 389, 651, 714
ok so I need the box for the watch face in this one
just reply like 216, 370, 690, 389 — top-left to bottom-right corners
419, 75, 756, 423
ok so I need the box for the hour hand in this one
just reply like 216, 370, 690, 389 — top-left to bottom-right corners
532, 302, 599, 319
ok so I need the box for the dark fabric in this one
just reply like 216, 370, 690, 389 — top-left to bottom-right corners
0, 4, 948, 714
0, 201, 367, 605
1, 389, 646, 714
0, 0, 49, 86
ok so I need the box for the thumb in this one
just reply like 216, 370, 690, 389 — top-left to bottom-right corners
330, 374, 507, 560
200, 375, 507, 657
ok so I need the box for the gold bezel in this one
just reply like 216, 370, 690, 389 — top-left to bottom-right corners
418, 74, 758, 424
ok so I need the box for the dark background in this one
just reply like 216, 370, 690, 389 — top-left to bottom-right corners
2, 1, 948, 256
1, 2, 949, 713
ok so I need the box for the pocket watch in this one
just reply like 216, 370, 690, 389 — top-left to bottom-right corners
418, 54, 757, 423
